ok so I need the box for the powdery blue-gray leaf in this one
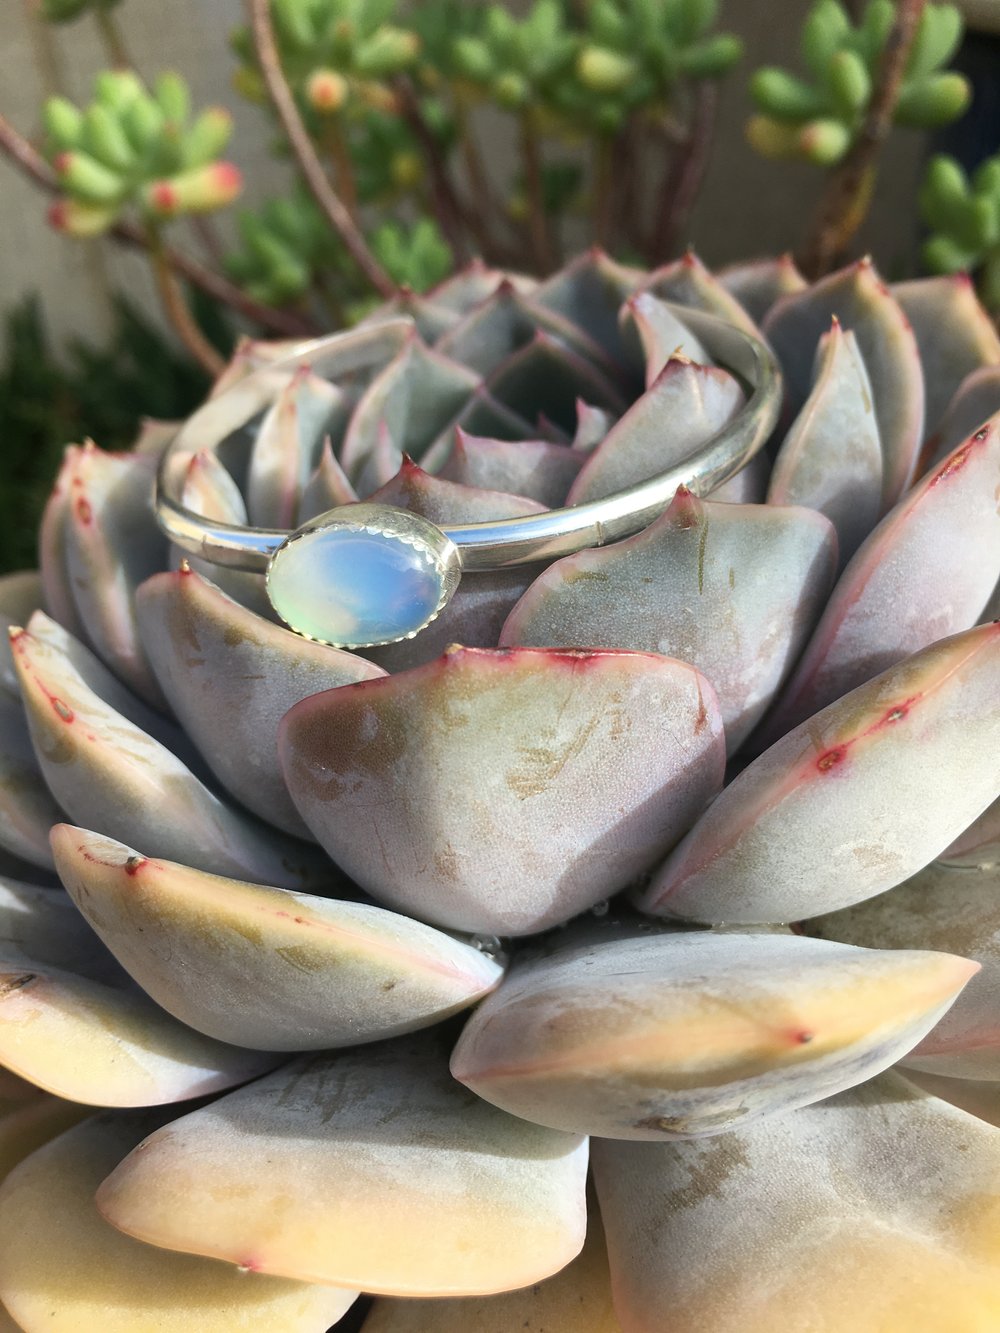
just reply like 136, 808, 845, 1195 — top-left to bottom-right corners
767, 320, 882, 568
359, 1206, 619, 1332
640, 252, 762, 338
501, 489, 835, 753
246, 367, 347, 528
593, 1074, 1000, 1333
760, 420, 1000, 741
0, 873, 280, 1106
924, 365, 1000, 472
566, 357, 745, 505
60, 445, 169, 709
135, 567, 385, 838
717, 254, 807, 325
452, 929, 975, 1138
9, 624, 331, 889
618, 293, 709, 388
0, 1111, 358, 1332
52, 823, 504, 1052
280, 646, 725, 936
764, 257, 925, 509
940, 797, 1000, 869
891, 274, 1000, 440
642, 623, 1000, 924
96, 1031, 589, 1296
529, 249, 643, 368
806, 859, 1000, 1080
437, 428, 584, 506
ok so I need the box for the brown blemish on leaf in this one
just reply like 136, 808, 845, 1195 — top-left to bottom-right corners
816, 746, 848, 772
659, 1134, 752, 1211
124, 855, 147, 877
0, 973, 37, 998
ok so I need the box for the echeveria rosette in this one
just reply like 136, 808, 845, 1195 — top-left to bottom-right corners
0, 250, 999, 1329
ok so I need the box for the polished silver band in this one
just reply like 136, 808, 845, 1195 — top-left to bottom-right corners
155, 306, 782, 575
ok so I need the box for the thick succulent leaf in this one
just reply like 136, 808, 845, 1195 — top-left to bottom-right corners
0, 1077, 88, 1184
173, 323, 411, 464
572, 400, 615, 453
52, 824, 503, 1051
807, 859, 1000, 1079
130, 417, 181, 455
706, 449, 769, 503
452, 930, 975, 1139
297, 436, 359, 521
642, 623, 1000, 924
717, 255, 807, 324
426, 259, 515, 313
340, 336, 481, 487
484, 334, 626, 436
97, 1031, 588, 1296
891, 275, 1000, 439
767, 321, 882, 568
925, 365, 1000, 471
436, 279, 617, 380
167, 450, 274, 619
0, 571, 43, 696
27, 610, 206, 771
360, 1204, 619, 1331
281, 646, 724, 935
1, 872, 120, 977
641, 252, 761, 338
0, 1112, 357, 1332
941, 796, 1000, 869
0, 696, 62, 870
10, 624, 331, 888
566, 357, 745, 504
362, 290, 461, 343
502, 490, 835, 753
363, 463, 545, 672
209, 336, 303, 398
438, 428, 584, 506
761, 420, 1000, 738
37, 446, 90, 643
135, 568, 384, 838
0, 873, 279, 1106
764, 258, 925, 509
593, 1074, 1000, 1333
61, 445, 169, 708
619, 292, 709, 388
529, 249, 643, 368
247, 368, 347, 528
900, 1069, 1000, 1125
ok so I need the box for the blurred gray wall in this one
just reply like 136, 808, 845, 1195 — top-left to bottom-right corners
1, 0, 925, 350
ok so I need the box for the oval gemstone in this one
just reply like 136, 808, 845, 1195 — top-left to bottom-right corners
267, 513, 453, 648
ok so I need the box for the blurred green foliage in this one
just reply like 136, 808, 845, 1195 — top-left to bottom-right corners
0, 295, 227, 573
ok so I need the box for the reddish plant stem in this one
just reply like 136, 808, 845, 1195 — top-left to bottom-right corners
246, 0, 396, 298
797, 0, 927, 278
649, 82, 717, 265
148, 228, 226, 376
0, 111, 317, 336
393, 77, 471, 262
519, 110, 555, 272
592, 134, 615, 250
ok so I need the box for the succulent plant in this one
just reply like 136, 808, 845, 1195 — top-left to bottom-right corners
748, 0, 970, 166
43, 71, 242, 238
0, 248, 999, 1331
921, 153, 1000, 316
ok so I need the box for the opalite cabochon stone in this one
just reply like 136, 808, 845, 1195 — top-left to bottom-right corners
268, 525, 448, 647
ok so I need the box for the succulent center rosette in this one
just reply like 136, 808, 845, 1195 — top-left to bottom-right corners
0, 249, 999, 1332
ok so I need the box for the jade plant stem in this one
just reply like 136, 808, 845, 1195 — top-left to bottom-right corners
147, 227, 226, 377
798, 0, 927, 278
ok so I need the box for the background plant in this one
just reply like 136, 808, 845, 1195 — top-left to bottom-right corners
0, 0, 989, 573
